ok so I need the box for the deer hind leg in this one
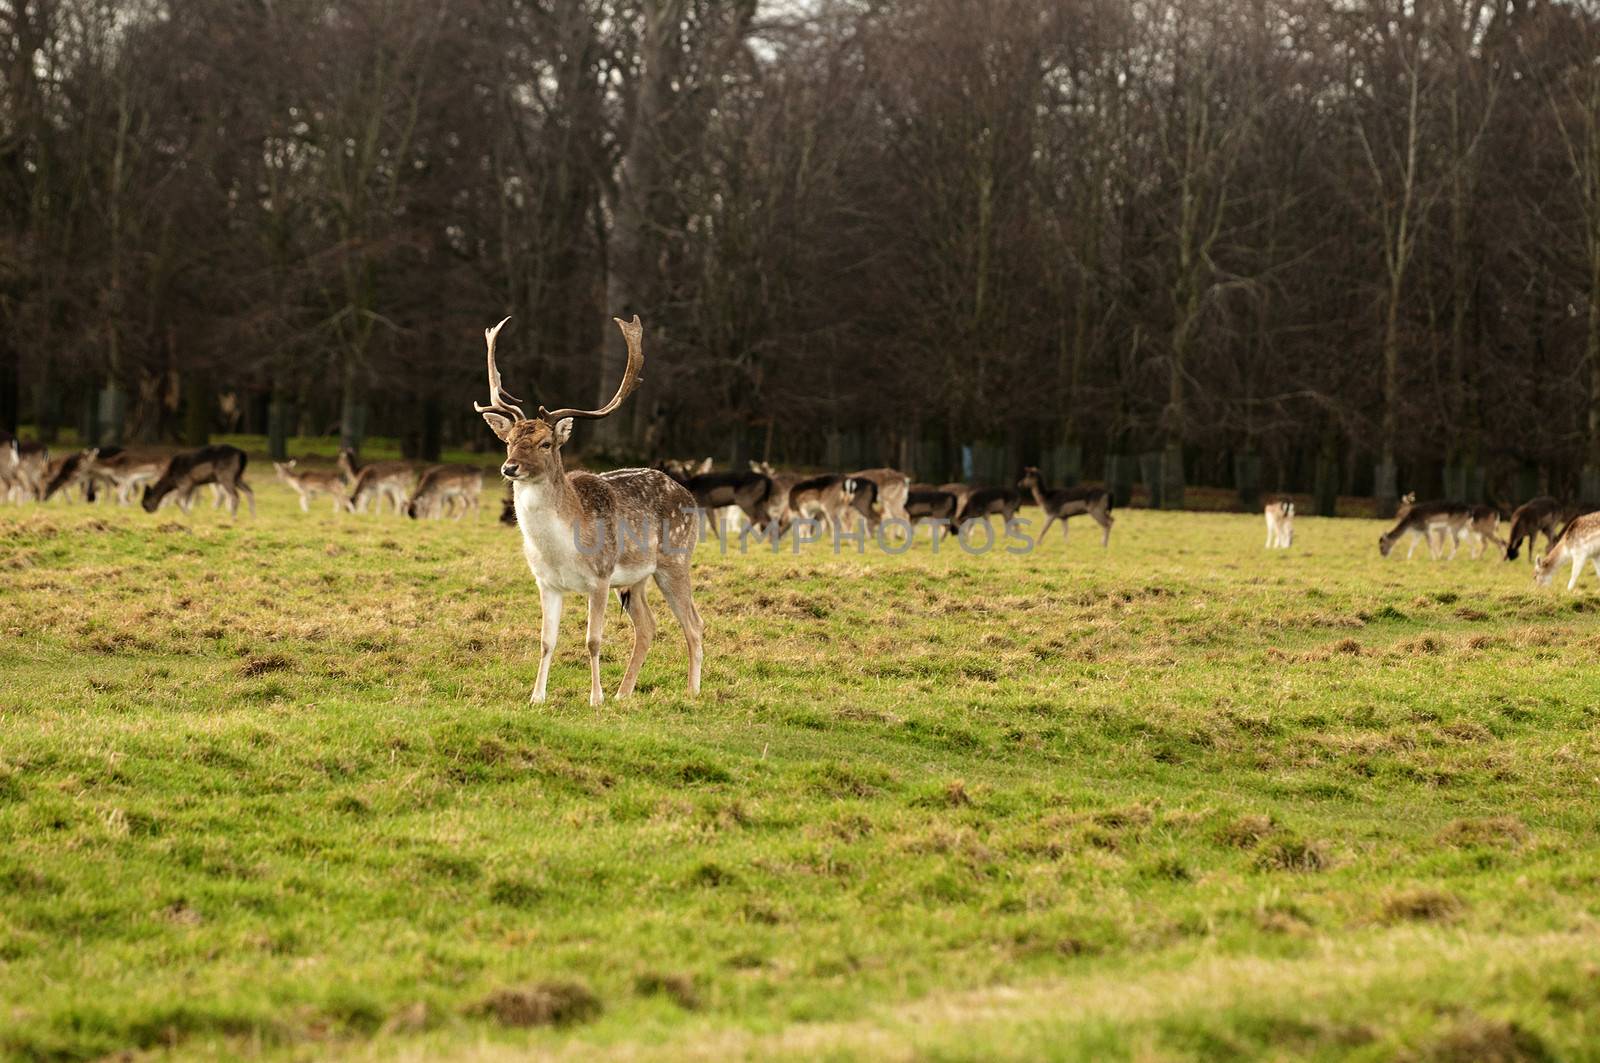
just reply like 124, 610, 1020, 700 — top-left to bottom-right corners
531, 587, 565, 704
616, 580, 656, 699
654, 564, 703, 696
1098, 507, 1114, 547
585, 588, 608, 707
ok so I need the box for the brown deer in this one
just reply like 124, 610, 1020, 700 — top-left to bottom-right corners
85, 448, 168, 504
1377, 500, 1470, 559
404, 465, 483, 520
1017, 467, 1114, 547
1263, 499, 1294, 549
338, 449, 416, 515
476, 316, 702, 705
1534, 512, 1600, 590
1505, 496, 1564, 563
847, 467, 911, 533
3, 438, 48, 501
141, 444, 255, 515
274, 460, 354, 513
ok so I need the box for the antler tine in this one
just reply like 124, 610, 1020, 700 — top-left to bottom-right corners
540, 315, 645, 423
473, 316, 527, 420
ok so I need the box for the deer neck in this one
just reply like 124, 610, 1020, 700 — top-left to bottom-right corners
511, 459, 585, 540
1025, 481, 1048, 509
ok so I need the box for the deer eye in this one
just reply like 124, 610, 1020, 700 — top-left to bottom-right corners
539, 441, 552, 450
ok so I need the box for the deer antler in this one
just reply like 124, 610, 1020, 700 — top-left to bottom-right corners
540, 315, 645, 423
473, 316, 526, 422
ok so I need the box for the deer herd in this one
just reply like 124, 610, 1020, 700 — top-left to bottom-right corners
6, 315, 1600, 701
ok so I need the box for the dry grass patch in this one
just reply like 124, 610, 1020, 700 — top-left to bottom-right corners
1437, 817, 1528, 849
1381, 888, 1464, 923
472, 982, 601, 1028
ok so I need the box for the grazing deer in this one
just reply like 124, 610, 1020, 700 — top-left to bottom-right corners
847, 467, 911, 533
1017, 467, 1115, 547
274, 460, 354, 513
1263, 499, 1294, 549
40, 450, 97, 502
1458, 504, 1507, 559
662, 464, 773, 539
3, 438, 48, 501
142, 444, 255, 515
405, 465, 483, 520
1505, 496, 1564, 563
784, 474, 860, 538
476, 315, 702, 705
1377, 500, 1470, 559
1533, 512, 1600, 590
84, 448, 167, 504
339, 449, 416, 515
905, 487, 959, 541
956, 485, 1021, 527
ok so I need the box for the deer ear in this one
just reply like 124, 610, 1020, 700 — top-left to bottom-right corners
482, 411, 515, 441
552, 418, 574, 445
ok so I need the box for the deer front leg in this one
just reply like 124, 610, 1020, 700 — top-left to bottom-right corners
1038, 513, 1057, 544
585, 587, 608, 707
1569, 550, 1589, 591
531, 587, 565, 703
616, 581, 656, 699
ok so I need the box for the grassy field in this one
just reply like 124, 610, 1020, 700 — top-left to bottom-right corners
3, 473, 1599, 1061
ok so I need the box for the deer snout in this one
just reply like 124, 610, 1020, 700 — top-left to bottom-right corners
501, 461, 520, 480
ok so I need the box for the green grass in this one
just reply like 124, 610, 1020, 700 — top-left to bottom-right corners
3, 482, 1599, 1061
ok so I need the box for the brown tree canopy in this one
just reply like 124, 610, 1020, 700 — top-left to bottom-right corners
1, 0, 1598, 503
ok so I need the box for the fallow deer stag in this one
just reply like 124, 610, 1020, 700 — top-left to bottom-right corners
476, 316, 702, 705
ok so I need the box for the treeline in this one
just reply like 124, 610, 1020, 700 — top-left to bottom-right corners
2, 0, 1599, 512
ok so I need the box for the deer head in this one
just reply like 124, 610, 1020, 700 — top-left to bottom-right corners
1533, 550, 1557, 586
477, 315, 644, 485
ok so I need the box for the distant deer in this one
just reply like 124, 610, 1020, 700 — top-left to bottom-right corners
1263, 499, 1294, 549
3, 438, 48, 501
1017, 467, 1114, 547
663, 463, 773, 540
476, 315, 702, 705
784, 474, 860, 538
956, 485, 1021, 528
1505, 496, 1564, 563
274, 460, 354, 513
904, 487, 959, 541
1457, 504, 1506, 559
1377, 500, 1470, 559
84, 448, 168, 504
1534, 512, 1600, 590
405, 465, 483, 520
142, 444, 255, 515
40, 450, 97, 502
847, 467, 911, 533
339, 449, 416, 515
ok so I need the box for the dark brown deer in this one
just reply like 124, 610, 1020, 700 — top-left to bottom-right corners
477, 316, 702, 705
1505, 496, 1564, 563
141, 444, 255, 515
955, 485, 1021, 527
1017, 467, 1114, 547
